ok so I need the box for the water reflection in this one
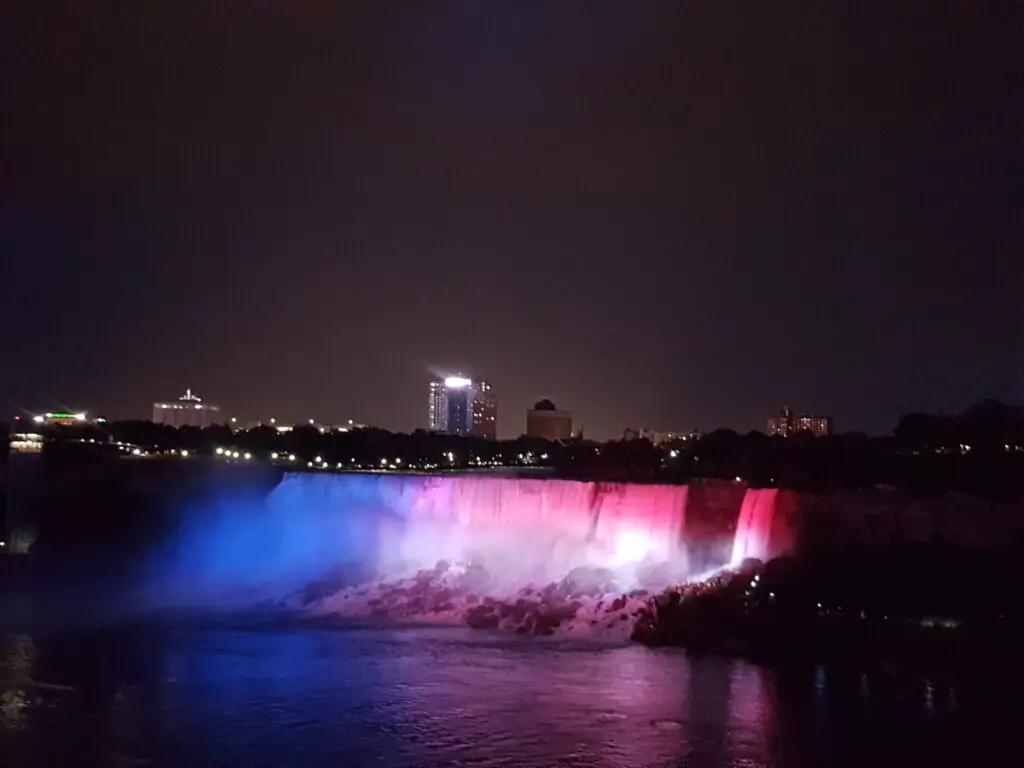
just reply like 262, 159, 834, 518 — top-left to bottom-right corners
0, 624, 1012, 767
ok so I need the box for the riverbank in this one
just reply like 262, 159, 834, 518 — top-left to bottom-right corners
631, 554, 1024, 678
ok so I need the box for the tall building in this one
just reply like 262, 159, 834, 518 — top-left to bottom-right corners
767, 407, 833, 437
427, 376, 497, 437
471, 380, 498, 440
447, 379, 473, 436
153, 388, 222, 428
428, 379, 448, 432
526, 400, 572, 441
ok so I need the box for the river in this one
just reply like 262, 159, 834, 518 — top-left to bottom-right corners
0, 617, 1003, 767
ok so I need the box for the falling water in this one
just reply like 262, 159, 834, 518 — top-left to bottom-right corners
729, 488, 780, 565
155, 472, 691, 603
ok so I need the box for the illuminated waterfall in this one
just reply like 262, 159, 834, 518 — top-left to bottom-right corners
159, 472, 691, 600
729, 488, 780, 566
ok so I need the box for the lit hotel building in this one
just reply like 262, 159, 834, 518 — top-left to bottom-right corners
767, 407, 834, 437
428, 376, 498, 438
470, 380, 498, 440
153, 389, 222, 428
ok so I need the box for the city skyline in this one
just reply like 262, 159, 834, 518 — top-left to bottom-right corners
3, 3, 1018, 440
4, 376, 1015, 440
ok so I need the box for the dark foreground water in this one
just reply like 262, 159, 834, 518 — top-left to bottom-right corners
0, 617, 1013, 768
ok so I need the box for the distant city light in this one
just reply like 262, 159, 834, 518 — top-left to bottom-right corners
243, 453, 251, 460
271, 452, 278, 459
444, 376, 472, 388
180, 450, 189, 458
215, 447, 224, 454
31, 412, 87, 423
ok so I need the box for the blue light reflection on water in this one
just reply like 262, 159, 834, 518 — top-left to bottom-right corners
0, 623, 1003, 768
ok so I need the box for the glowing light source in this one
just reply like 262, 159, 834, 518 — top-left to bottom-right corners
444, 376, 471, 388
32, 412, 87, 423
215, 447, 224, 454
614, 531, 653, 564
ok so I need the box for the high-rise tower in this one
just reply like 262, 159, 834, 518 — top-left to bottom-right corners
470, 380, 497, 440
427, 376, 497, 437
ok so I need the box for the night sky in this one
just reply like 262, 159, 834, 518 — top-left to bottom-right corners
3, 2, 1019, 438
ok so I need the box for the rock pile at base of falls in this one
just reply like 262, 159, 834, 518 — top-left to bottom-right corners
300, 561, 656, 639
